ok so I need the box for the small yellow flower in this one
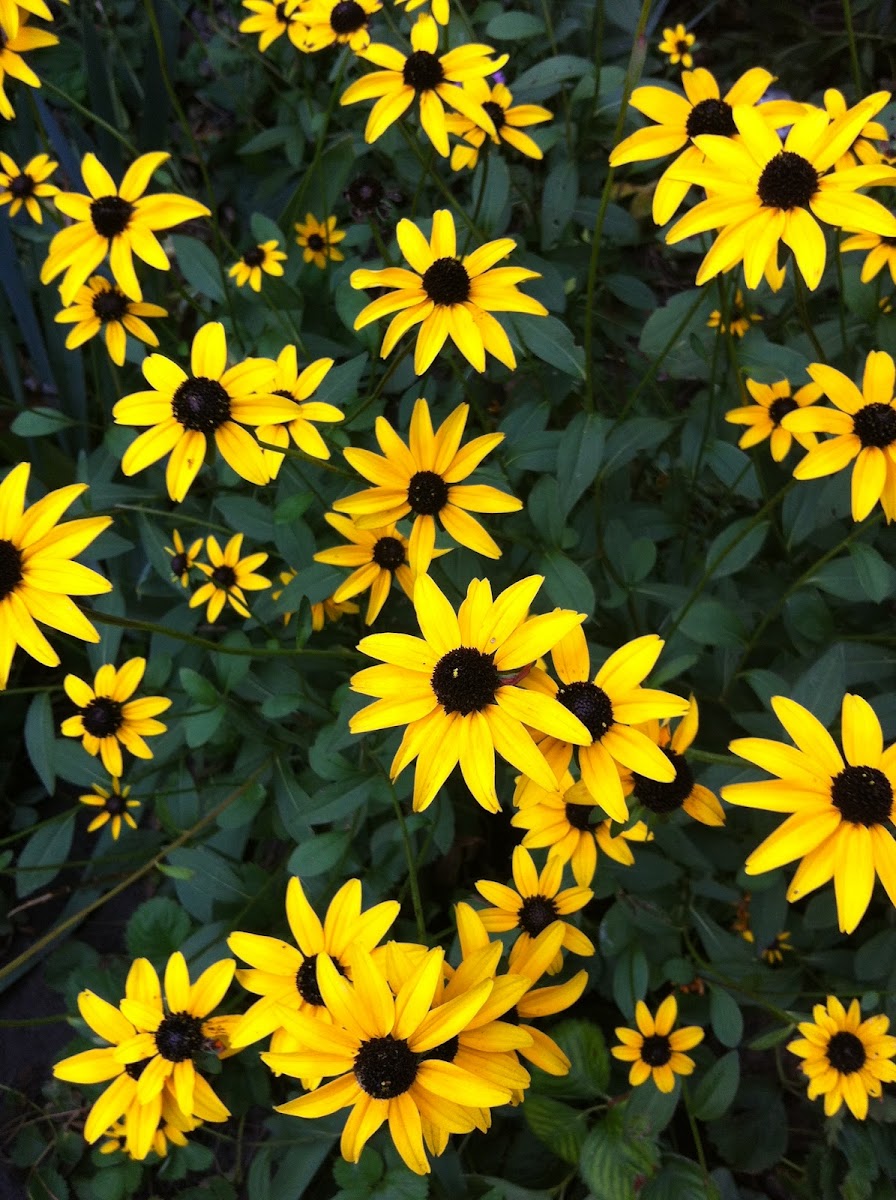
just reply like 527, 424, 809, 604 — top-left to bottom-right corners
725, 377, 822, 462
841, 231, 896, 286
313, 514, 419, 625
634, 697, 726, 826
813, 87, 890, 169
190, 533, 271, 622
228, 239, 287, 291
0, 151, 57, 222
165, 529, 203, 587
239, 0, 305, 50
295, 213, 345, 269
706, 289, 762, 338
300, 0, 381, 53
54, 277, 167, 366
254, 345, 343, 478
657, 23, 695, 68
612, 995, 704, 1092
741, 927, 793, 965
445, 79, 552, 171
79, 778, 141, 840
393, 0, 449, 26
61, 658, 171, 778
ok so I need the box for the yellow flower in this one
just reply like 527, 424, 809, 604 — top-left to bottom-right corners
340, 14, 506, 156
788, 995, 896, 1119
113, 321, 301, 502
349, 573, 591, 813
722, 692, 896, 934
0, 14, 57, 121
273, 569, 360, 628
54, 276, 167, 366
79, 778, 141, 840
336, 397, 521, 575
0, 462, 111, 690
657, 23, 695, 69
0, 151, 56, 222
295, 212, 345, 268
300, 0, 381, 52
351, 209, 546, 374
228, 239, 287, 291
783, 350, 896, 521
393, 0, 449, 26
61, 658, 171, 778
725, 377, 822, 462
313, 514, 419, 625
98, 1093, 198, 1160
741, 927, 793, 965
612, 995, 704, 1092
190, 533, 271, 622
634, 697, 726, 826
42, 152, 210, 304
239, 0, 305, 49
706, 288, 761, 338
254, 345, 343, 477
165, 529, 203, 587
814, 87, 890, 169
841, 231, 896, 286
0, 0, 53, 39
444, 79, 552, 171
666, 96, 896, 290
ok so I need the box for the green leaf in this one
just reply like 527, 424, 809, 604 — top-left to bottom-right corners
15, 815, 75, 898
288, 830, 350, 877
10, 406, 77, 437
708, 987, 743, 1048
485, 11, 545, 38
472, 153, 510, 234
704, 519, 769, 579
25, 692, 55, 794
512, 314, 585, 378
850, 542, 895, 602
126, 897, 191, 959
541, 551, 595, 616
580, 1108, 659, 1199
513, 55, 593, 102
679, 599, 745, 648
179, 667, 219, 706
171, 234, 226, 302
523, 1093, 586, 1163
250, 211, 284, 246
612, 945, 648, 1018
692, 1051, 740, 1121
534, 1018, 610, 1098
541, 160, 579, 251
555, 412, 605, 516
641, 1156, 721, 1199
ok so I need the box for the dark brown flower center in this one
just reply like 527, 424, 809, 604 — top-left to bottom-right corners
81, 697, 125, 738
407, 469, 449, 515
422, 256, 470, 305
105, 791, 127, 815
757, 151, 819, 210
330, 0, 367, 33
518, 894, 559, 936
0, 538, 24, 601
345, 174, 384, 213
633, 748, 694, 814
419, 1035, 459, 1063
9, 173, 35, 198
371, 535, 406, 570
402, 49, 444, 92
430, 646, 499, 714
565, 802, 595, 831
830, 764, 893, 826
685, 98, 736, 139
307, 232, 325, 251
275, 1, 297, 22
92, 287, 129, 323
242, 246, 266, 267
640, 1033, 672, 1066
482, 100, 506, 131
170, 552, 188, 576
90, 195, 135, 239
295, 953, 347, 1006
211, 564, 237, 589
354, 1035, 418, 1099
676, 39, 690, 53
852, 402, 896, 449
155, 1012, 206, 1063
827, 1030, 866, 1074
172, 377, 232, 433
769, 396, 798, 426
125, 1060, 148, 1080
556, 681, 614, 742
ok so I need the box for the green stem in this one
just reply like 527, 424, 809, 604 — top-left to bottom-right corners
682, 1083, 708, 1176
278, 50, 348, 230
40, 80, 138, 154
833, 236, 849, 356
791, 255, 827, 362
389, 787, 426, 943
842, 0, 863, 96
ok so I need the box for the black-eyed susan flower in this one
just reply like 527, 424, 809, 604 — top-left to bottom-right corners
264, 947, 511, 1175
783, 350, 896, 521
336, 397, 520, 575
340, 15, 505, 157
723, 692, 896, 934
841, 231, 896, 285
788, 996, 896, 1119
475, 846, 594, 973
612, 996, 704, 1093
294, 212, 345, 269
313, 514, 420, 625
726, 377, 822, 462
350, 573, 591, 813
344, 172, 403, 223
99, 1093, 198, 1160
54, 276, 167, 367
42, 152, 210, 304
526, 624, 689, 824
0, 151, 56, 222
228, 239, 287, 291
0, 14, 57, 120
61, 658, 171, 778
300, 0, 381, 52
113, 322, 300, 502
633, 697, 725, 826
190, 533, 271, 623
165, 529, 203, 587
228, 875, 400, 1052
814, 88, 890, 169
0, 0, 53, 39
79, 778, 141, 840
393, 0, 449, 26
657, 23, 695, 69
0, 462, 111, 691
239, 0, 305, 50
742, 927, 793, 965
351, 210, 546, 374
445, 79, 551, 171
706, 288, 761, 338
666, 96, 896, 290
254, 345, 343, 477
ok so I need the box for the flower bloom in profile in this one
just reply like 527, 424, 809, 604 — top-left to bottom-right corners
445, 79, 552, 171
239, 0, 305, 50
706, 288, 761, 338
633, 697, 725, 826
0, 151, 57, 222
657, 23, 695, 69
61, 658, 171, 778
313, 514, 423, 625
783, 351, 896, 521
666, 96, 896, 290
300, 0, 381, 52
336, 398, 520, 574
393, 0, 449, 26
99, 1094, 198, 1161
526, 624, 689, 823
788, 995, 896, 1119
0, 14, 57, 120
42, 152, 211, 304
612, 996, 704, 1093
165, 529, 203, 587
350, 573, 592, 813
113, 322, 301, 502
741, 927, 793, 965
812, 88, 889, 169
0, 462, 111, 690
475, 846, 594, 973
841, 231, 896, 285
228, 875, 400, 1053
254, 345, 342, 477
55, 276, 167, 367
340, 15, 506, 156
79, 778, 141, 840
263, 947, 512, 1175
726, 376, 822, 462
351, 209, 546, 374
295, 212, 345, 268
228, 239, 287, 291
722, 693, 896, 934
273, 569, 359, 629
190, 533, 270, 622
